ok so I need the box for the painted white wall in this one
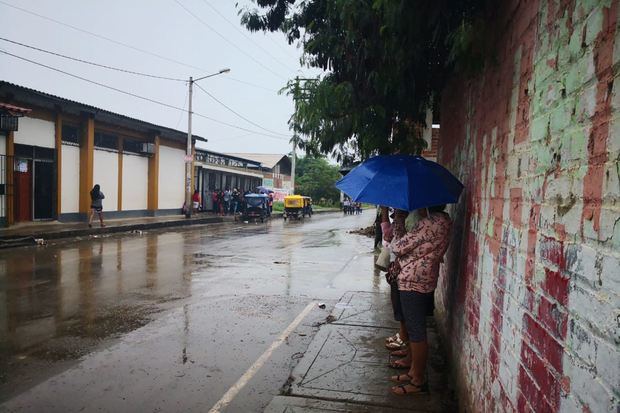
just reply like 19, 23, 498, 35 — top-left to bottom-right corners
158, 145, 185, 210
13, 117, 55, 148
93, 149, 118, 212
61, 144, 80, 213
122, 153, 148, 211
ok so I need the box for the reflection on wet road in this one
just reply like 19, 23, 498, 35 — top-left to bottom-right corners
0, 213, 384, 412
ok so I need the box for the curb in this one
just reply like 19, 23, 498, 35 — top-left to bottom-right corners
0, 209, 343, 249
269, 209, 340, 219
0, 216, 226, 248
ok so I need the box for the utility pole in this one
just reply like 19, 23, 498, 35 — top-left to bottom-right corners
184, 76, 194, 218
291, 135, 297, 195
184, 69, 230, 218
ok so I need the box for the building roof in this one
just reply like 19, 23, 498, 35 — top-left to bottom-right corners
0, 81, 206, 144
0, 102, 32, 115
226, 153, 290, 169
196, 148, 262, 167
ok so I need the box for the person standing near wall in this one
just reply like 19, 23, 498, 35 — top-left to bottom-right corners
389, 204, 452, 395
88, 184, 106, 228
381, 208, 411, 368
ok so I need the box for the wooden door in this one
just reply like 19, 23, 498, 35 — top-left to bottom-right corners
14, 159, 32, 222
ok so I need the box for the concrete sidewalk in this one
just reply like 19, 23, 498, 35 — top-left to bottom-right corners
0, 213, 228, 247
265, 291, 456, 412
0, 209, 342, 248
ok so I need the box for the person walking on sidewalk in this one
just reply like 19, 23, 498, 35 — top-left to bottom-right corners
88, 184, 106, 228
389, 204, 452, 395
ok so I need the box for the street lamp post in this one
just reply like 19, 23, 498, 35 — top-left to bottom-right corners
185, 68, 230, 218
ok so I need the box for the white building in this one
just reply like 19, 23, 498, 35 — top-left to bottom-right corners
0, 81, 205, 226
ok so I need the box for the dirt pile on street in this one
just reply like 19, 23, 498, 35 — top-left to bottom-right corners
349, 226, 375, 238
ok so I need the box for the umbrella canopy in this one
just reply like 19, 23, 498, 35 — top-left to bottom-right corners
256, 186, 274, 194
335, 155, 464, 211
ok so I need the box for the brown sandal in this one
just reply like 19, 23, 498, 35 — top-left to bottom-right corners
391, 381, 429, 395
390, 349, 408, 357
390, 373, 413, 383
388, 358, 411, 369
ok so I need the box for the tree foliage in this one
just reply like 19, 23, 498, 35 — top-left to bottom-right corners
295, 156, 342, 204
241, 0, 486, 161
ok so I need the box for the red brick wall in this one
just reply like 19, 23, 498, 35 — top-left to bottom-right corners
422, 128, 439, 160
436, 1, 619, 412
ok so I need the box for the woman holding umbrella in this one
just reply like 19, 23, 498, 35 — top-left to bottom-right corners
389, 204, 452, 395
335, 154, 463, 395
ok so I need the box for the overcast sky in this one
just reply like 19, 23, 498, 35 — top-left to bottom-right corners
0, 0, 319, 154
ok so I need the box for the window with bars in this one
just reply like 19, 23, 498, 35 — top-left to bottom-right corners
61, 124, 80, 144
94, 131, 118, 150
123, 138, 144, 154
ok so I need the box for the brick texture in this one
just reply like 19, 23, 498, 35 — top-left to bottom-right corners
435, 1, 620, 412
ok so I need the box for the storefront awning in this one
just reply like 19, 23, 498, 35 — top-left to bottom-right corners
195, 162, 263, 179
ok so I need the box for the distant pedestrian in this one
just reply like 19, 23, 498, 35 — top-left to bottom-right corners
217, 190, 225, 215
268, 192, 274, 214
231, 188, 240, 214
192, 190, 201, 213
211, 190, 219, 213
88, 184, 106, 228
224, 189, 232, 215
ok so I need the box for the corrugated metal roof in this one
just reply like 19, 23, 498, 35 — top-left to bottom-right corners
0, 81, 206, 143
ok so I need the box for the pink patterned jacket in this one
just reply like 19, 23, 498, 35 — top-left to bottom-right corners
392, 212, 452, 293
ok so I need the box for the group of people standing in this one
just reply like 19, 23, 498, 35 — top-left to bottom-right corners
343, 198, 362, 215
377, 204, 452, 396
210, 188, 242, 216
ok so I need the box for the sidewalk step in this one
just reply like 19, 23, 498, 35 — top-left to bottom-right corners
264, 396, 409, 412
329, 291, 400, 329
0, 216, 226, 245
266, 291, 456, 412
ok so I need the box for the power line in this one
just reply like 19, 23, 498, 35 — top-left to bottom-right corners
0, 0, 211, 74
225, 77, 278, 93
0, 49, 289, 140
175, 88, 190, 129
173, 0, 288, 81
0, 1, 286, 94
200, 0, 297, 73
0, 36, 186, 81
193, 112, 289, 141
194, 82, 289, 137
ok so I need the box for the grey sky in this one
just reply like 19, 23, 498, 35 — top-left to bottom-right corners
0, 0, 318, 154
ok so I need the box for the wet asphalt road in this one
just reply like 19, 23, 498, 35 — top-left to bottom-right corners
0, 212, 386, 412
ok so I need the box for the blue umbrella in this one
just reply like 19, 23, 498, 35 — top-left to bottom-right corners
256, 186, 274, 194
335, 155, 464, 211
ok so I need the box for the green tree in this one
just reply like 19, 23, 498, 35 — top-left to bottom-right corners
295, 156, 342, 204
242, 0, 486, 161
